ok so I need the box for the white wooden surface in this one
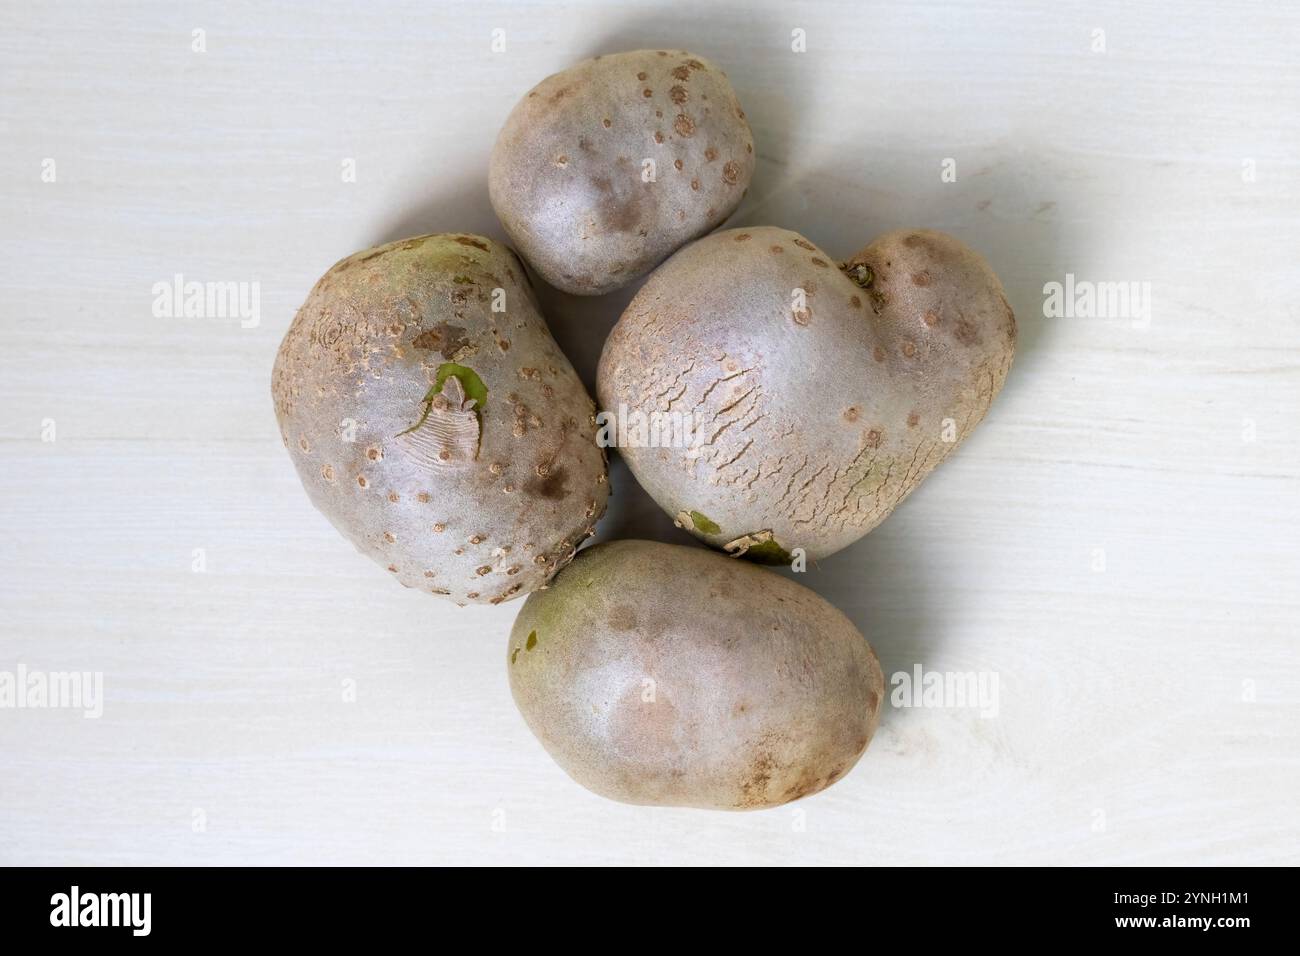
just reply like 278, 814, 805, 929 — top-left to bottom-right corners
2, 1, 1298, 866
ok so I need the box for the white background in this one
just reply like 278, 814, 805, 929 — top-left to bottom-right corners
2, 1, 1297, 865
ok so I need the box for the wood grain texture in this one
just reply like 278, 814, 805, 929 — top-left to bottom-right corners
1, 0, 1297, 865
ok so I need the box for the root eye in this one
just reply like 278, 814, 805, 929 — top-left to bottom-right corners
845, 263, 874, 288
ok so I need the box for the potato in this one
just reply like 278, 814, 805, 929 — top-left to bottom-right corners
507, 540, 884, 809
489, 50, 755, 295
597, 227, 1016, 562
271, 234, 608, 604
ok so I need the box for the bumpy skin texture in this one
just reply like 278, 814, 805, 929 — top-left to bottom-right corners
489, 50, 755, 295
597, 227, 1016, 562
272, 234, 609, 605
508, 540, 885, 810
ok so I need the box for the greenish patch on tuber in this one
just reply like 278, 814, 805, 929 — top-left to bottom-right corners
396, 363, 489, 437
689, 511, 721, 535
743, 539, 793, 565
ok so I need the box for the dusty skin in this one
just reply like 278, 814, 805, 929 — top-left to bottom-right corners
597, 227, 1017, 562
490, 49, 755, 295
507, 540, 885, 810
271, 234, 609, 605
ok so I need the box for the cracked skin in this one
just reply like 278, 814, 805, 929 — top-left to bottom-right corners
597, 226, 1016, 562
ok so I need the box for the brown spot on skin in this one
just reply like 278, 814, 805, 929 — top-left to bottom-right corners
366, 446, 382, 461
673, 114, 695, 137
673, 158, 683, 170
356, 475, 368, 488
735, 233, 751, 241
608, 605, 638, 630
690, 179, 699, 191
781, 769, 826, 802
417, 492, 430, 503
902, 341, 917, 357
923, 309, 940, 327
454, 236, 488, 251
873, 346, 887, 362
653, 131, 663, 143
866, 428, 882, 448
770, 245, 784, 254
704, 146, 717, 162
908, 411, 921, 428
722, 160, 741, 184
738, 739, 781, 807
476, 565, 491, 576
810, 257, 828, 268
387, 565, 398, 573
955, 318, 981, 345
554, 154, 568, 167
433, 523, 445, 533
636, 71, 647, 80
687, 59, 704, 70
412, 322, 470, 359
322, 465, 334, 481
792, 238, 816, 251
602, 117, 611, 128
844, 406, 860, 423
671, 85, 688, 105
387, 491, 399, 503
672, 65, 690, 80
850, 295, 862, 308
912, 270, 932, 287
903, 233, 925, 248
643, 88, 653, 98
591, 175, 646, 234
525, 466, 570, 500
383, 531, 396, 543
